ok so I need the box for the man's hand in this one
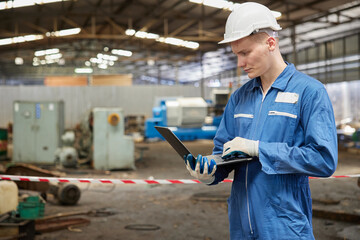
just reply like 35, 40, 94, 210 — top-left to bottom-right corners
184, 154, 217, 184
222, 137, 259, 159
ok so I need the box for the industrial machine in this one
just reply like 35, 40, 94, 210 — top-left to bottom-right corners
145, 97, 218, 141
13, 101, 65, 164
209, 89, 230, 126
93, 108, 135, 170
5, 163, 81, 205
210, 89, 230, 109
54, 131, 78, 168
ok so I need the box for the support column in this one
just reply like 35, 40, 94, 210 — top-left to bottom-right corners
157, 63, 161, 85
291, 26, 297, 66
175, 62, 179, 85
200, 52, 204, 98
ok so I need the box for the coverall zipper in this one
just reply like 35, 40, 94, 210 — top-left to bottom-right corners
246, 87, 268, 236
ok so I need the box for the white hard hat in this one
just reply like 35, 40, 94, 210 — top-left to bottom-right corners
219, 2, 282, 44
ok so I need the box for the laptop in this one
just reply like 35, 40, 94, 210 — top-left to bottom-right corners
154, 126, 253, 166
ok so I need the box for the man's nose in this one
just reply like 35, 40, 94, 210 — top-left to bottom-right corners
237, 56, 245, 68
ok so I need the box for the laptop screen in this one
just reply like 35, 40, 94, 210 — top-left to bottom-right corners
154, 126, 191, 159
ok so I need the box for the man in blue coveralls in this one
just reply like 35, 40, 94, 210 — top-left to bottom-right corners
184, 2, 338, 240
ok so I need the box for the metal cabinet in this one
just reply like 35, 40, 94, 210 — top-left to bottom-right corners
13, 101, 64, 164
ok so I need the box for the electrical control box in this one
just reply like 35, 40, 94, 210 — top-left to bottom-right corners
13, 101, 64, 164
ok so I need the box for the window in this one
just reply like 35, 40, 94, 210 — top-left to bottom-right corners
345, 34, 359, 55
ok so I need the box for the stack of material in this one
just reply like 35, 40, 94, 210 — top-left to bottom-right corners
44, 76, 88, 86
90, 74, 132, 86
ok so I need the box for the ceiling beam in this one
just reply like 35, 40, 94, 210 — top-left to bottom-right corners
168, 20, 197, 37
60, 16, 89, 34
23, 22, 49, 34
138, 0, 184, 32
81, 0, 104, 29
105, 17, 126, 35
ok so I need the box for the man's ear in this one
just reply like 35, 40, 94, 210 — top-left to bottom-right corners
266, 37, 276, 51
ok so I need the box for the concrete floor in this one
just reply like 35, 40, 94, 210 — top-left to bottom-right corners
34, 140, 360, 240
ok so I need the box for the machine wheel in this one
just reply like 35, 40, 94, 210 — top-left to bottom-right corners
57, 184, 81, 205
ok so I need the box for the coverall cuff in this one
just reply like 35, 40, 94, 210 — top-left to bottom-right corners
258, 141, 278, 174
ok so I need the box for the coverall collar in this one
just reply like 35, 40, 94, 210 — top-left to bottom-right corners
247, 62, 295, 92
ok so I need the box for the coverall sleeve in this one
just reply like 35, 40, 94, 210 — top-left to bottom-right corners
259, 87, 338, 177
211, 93, 238, 184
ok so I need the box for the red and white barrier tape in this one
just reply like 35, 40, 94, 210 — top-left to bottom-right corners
0, 174, 360, 185
309, 174, 360, 179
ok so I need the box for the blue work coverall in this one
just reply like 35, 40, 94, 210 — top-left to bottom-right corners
212, 63, 338, 240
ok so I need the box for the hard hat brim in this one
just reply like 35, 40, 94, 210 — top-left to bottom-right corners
218, 36, 242, 44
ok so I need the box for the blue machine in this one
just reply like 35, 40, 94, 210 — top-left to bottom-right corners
145, 98, 220, 141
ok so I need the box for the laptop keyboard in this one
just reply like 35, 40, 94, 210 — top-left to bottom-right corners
222, 151, 250, 161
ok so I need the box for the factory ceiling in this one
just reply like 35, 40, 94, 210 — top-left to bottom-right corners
0, 0, 359, 83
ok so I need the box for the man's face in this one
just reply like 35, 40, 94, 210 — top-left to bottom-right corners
230, 34, 271, 79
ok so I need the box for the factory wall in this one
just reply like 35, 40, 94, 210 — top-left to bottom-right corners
0, 85, 225, 128
1, 81, 359, 129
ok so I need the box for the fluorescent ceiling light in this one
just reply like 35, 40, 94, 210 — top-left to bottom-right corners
189, 0, 282, 18
0, 38, 12, 45
45, 53, 62, 60
15, 57, 23, 65
45, 59, 56, 64
189, 0, 235, 10
58, 59, 65, 65
204, 0, 234, 10
88, 52, 120, 69
112, 49, 133, 57
97, 53, 118, 61
189, 0, 202, 3
0, 0, 69, 11
33, 49, 64, 66
145, 33, 160, 39
34, 48, 59, 56
0, 34, 43, 46
127, 29, 200, 49
164, 37, 183, 46
147, 59, 155, 66
90, 57, 101, 64
135, 31, 147, 38
0, 28, 80, 47
75, 68, 93, 74
158, 37, 199, 49
184, 41, 200, 49
46, 28, 81, 37
23, 35, 42, 41
98, 64, 108, 69
125, 29, 136, 36
134, 31, 159, 39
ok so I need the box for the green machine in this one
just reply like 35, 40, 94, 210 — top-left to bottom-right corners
0, 128, 7, 159
13, 101, 64, 164
93, 108, 135, 170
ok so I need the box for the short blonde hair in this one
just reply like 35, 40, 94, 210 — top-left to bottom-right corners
251, 32, 279, 44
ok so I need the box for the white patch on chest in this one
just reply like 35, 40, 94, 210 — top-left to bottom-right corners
275, 92, 299, 104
